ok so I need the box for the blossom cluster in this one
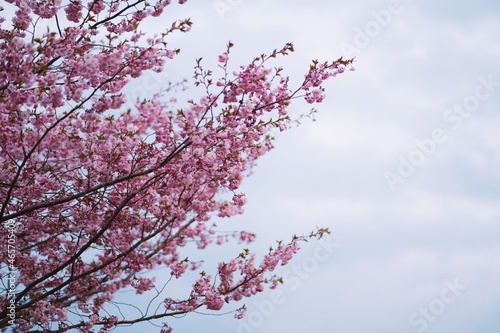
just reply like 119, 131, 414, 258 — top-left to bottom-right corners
0, 1, 352, 332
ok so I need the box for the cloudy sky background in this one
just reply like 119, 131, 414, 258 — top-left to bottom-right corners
112, 0, 500, 332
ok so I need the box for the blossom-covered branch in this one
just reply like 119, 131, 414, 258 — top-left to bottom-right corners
0, 1, 353, 332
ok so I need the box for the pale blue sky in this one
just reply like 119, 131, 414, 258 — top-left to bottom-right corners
138, 1, 500, 332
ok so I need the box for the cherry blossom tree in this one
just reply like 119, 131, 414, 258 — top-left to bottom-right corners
0, 0, 353, 332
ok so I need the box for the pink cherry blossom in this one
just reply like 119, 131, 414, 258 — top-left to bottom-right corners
0, 1, 352, 332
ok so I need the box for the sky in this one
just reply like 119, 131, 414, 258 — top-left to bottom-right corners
108, 0, 500, 332
3, 0, 498, 332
